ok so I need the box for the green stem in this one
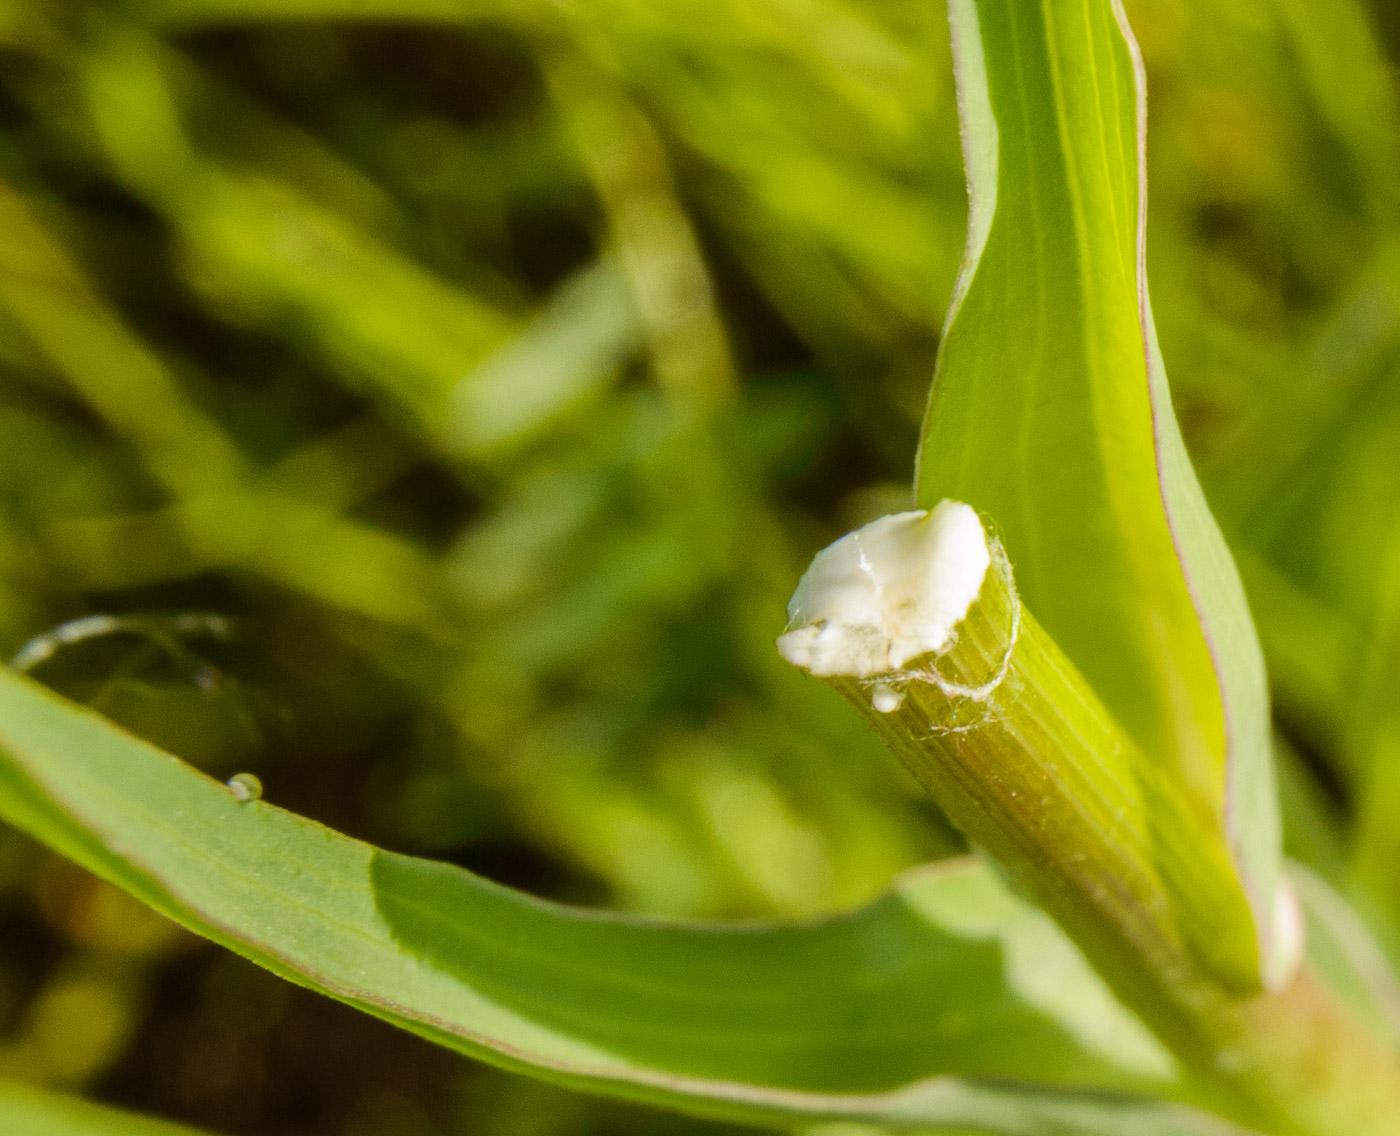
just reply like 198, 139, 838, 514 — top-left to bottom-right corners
810, 535, 1400, 1136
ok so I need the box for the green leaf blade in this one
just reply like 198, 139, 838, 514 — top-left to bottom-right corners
0, 667, 1251, 1135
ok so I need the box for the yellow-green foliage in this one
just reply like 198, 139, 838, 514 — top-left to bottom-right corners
0, 0, 1398, 1133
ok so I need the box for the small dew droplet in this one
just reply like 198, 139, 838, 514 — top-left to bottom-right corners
871, 684, 904, 713
227, 773, 263, 803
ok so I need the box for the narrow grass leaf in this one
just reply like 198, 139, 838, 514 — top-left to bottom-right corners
0, 667, 1264, 1136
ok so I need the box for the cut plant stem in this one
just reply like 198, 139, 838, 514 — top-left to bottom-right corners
780, 502, 1400, 1136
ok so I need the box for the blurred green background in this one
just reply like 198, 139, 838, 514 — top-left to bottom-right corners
0, 0, 1398, 1133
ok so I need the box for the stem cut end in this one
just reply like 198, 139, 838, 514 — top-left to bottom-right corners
777, 501, 990, 678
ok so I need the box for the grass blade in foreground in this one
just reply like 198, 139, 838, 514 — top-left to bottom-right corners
0, 666, 1255, 1136
0, 1082, 220, 1136
918, 0, 1279, 983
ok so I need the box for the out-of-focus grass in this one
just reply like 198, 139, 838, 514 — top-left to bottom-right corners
0, 0, 1398, 1133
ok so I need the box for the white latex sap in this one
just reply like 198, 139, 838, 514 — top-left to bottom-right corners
777, 501, 991, 681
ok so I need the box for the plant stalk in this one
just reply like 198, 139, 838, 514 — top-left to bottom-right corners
800, 532, 1400, 1136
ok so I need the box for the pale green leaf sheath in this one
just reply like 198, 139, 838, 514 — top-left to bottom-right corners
919, 0, 1279, 986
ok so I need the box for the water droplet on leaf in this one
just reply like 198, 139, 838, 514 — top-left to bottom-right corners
227, 773, 262, 803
